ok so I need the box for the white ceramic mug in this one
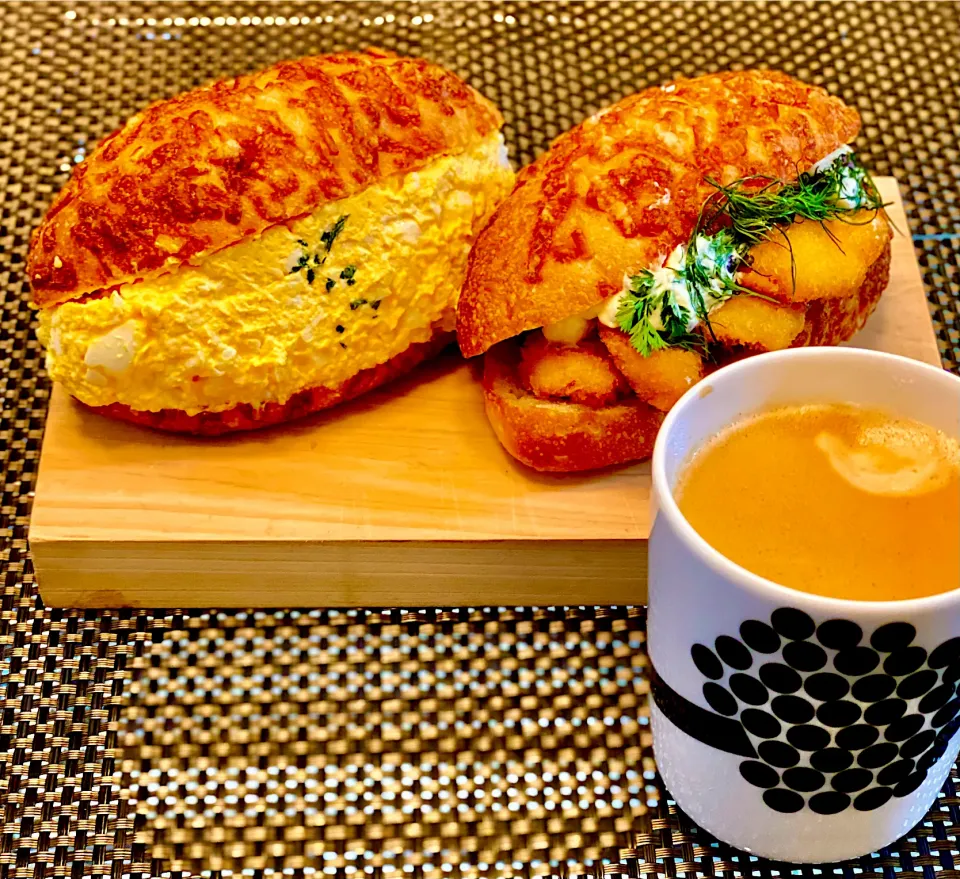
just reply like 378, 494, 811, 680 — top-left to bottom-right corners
648, 348, 960, 863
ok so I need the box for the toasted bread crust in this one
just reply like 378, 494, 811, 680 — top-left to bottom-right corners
29, 49, 502, 307
458, 70, 860, 357
87, 329, 454, 435
483, 341, 664, 472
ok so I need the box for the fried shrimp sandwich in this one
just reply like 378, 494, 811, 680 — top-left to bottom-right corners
457, 70, 891, 472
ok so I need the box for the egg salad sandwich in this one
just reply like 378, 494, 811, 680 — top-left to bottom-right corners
457, 70, 891, 472
29, 49, 514, 434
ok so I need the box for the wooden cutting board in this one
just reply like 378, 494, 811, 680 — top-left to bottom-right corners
29, 179, 943, 608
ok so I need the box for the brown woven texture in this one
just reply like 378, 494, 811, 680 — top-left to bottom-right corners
1, 2, 959, 877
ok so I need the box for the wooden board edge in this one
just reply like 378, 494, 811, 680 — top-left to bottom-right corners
871, 178, 942, 367
30, 537, 649, 608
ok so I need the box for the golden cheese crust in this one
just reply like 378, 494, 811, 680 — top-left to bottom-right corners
458, 70, 860, 357
86, 326, 455, 435
29, 48, 502, 307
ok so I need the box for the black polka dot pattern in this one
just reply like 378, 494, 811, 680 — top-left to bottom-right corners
810, 748, 853, 773
740, 620, 780, 654
929, 638, 960, 669
715, 635, 752, 670
853, 674, 897, 703
835, 647, 881, 676
919, 684, 954, 714
783, 641, 828, 672
690, 644, 723, 680
729, 673, 768, 706
836, 725, 879, 751
833, 768, 874, 792
809, 791, 850, 815
782, 767, 825, 792
741, 709, 780, 739
759, 662, 802, 694
763, 789, 804, 813
859, 743, 898, 769
885, 647, 928, 677
740, 761, 779, 789
816, 619, 863, 651
771, 608, 815, 641
885, 714, 925, 743
898, 670, 938, 700
933, 698, 960, 728
758, 740, 800, 768
900, 730, 936, 759
805, 672, 849, 702
894, 772, 927, 798
788, 725, 831, 752
817, 700, 862, 727
686, 607, 960, 815
854, 787, 893, 812
771, 695, 815, 724
702, 682, 737, 716
871, 622, 917, 653
864, 699, 907, 726
878, 759, 915, 785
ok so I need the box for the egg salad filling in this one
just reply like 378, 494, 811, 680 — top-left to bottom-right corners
38, 132, 514, 414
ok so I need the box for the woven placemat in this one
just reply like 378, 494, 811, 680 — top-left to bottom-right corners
1, 2, 959, 877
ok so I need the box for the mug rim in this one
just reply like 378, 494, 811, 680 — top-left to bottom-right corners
651, 346, 960, 616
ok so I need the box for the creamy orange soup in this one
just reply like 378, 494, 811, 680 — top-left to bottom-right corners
676, 404, 960, 601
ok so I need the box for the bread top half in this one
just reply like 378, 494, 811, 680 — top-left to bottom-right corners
29, 48, 503, 307
457, 70, 860, 357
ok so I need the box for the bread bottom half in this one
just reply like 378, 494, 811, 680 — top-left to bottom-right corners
482, 241, 891, 473
482, 343, 665, 473
87, 329, 454, 436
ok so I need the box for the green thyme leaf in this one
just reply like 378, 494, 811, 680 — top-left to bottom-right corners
321, 215, 348, 253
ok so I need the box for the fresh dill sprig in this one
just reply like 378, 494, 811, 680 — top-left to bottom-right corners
616, 271, 668, 356
616, 268, 707, 356
616, 231, 747, 355
700, 154, 886, 246
616, 153, 886, 358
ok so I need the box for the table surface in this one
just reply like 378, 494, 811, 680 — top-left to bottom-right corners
1, 2, 959, 877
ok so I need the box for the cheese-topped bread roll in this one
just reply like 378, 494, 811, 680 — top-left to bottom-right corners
30, 48, 515, 434
457, 70, 891, 472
